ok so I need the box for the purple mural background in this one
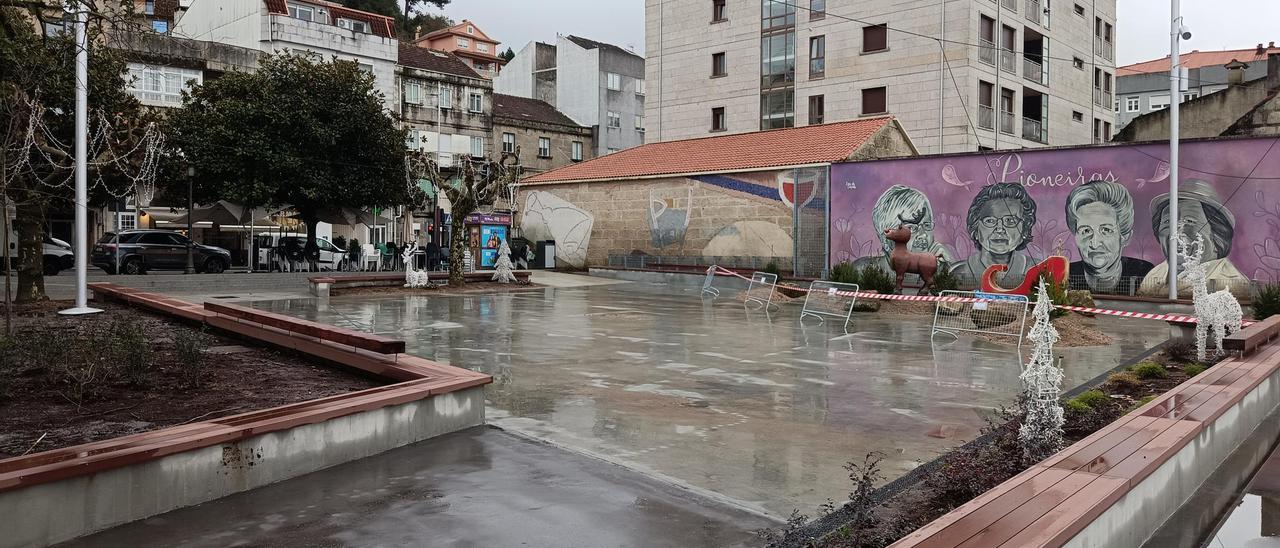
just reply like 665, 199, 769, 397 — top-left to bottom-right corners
830, 138, 1280, 287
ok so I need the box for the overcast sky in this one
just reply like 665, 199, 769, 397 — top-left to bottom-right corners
428, 0, 1277, 66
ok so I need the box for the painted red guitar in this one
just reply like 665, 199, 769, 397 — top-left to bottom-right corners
979, 255, 1069, 295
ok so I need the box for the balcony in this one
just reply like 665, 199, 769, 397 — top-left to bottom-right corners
1022, 117, 1046, 142
1093, 87, 1102, 106
1103, 42, 1114, 61
1000, 110, 1015, 134
1000, 49, 1017, 74
979, 105, 995, 129
1025, 0, 1040, 23
1103, 90, 1113, 109
980, 40, 996, 66
1023, 57, 1044, 84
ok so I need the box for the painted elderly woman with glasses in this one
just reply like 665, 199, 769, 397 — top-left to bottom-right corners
950, 182, 1038, 285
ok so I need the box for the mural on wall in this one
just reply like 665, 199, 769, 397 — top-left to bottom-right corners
521, 191, 593, 268
830, 138, 1280, 296
648, 188, 692, 247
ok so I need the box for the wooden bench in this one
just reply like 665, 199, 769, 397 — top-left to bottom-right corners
1224, 315, 1280, 356
203, 301, 405, 354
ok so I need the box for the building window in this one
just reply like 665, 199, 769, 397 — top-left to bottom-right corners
287, 3, 314, 22
502, 132, 515, 153
608, 147, 619, 154
127, 63, 202, 105
760, 90, 794, 129
467, 25, 474, 34
118, 212, 137, 232
439, 86, 453, 108
760, 32, 795, 88
469, 92, 483, 112
761, 0, 795, 30
457, 37, 470, 48
405, 131, 419, 150
1000, 87, 1015, 134
712, 0, 727, 22
607, 111, 621, 128
403, 81, 422, 105
1073, 3, 1084, 16
474, 61, 490, 72
1149, 94, 1170, 110
810, 0, 825, 20
861, 86, 886, 115
863, 24, 888, 53
607, 72, 622, 91
144, 0, 155, 15
712, 52, 728, 77
809, 35, 825, 78
1073, 56, 1085, 70
1072, 110, 1084, 122
1184, 91, 1200, 101
1125, 96, 1139, 112
571, 141, 583, 161
537, 137, 551, 158
471, 136, 484, 157
978, 80, 994, 129
477, 43, 489, 53
337, 18, 369, 33
151, 20, 168, 33
808, 95, 824, 124
636, 79, 646, 95
358, 62, 373, 74
635, 114, 645, 131
711, 107, 726, 131
979, 15, 995, 65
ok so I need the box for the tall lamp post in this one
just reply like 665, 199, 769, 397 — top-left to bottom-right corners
185, 166, 195, 274
1168, 0, 1189, 300
60, 0, 100, 315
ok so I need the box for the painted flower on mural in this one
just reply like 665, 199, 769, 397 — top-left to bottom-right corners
1029, 219, 1071, 261
936, 212, 974, 259
1251, 191, 1280, 281
834, 217, 853, 234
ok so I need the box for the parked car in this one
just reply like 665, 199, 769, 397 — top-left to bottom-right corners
5, 235, 74, 276
255, 235, 346, 271
92, 229, 232, 274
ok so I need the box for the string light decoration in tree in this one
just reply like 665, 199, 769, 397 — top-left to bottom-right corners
1175, 224, 1243, 361
491, 239, 517, 284
1018, 279, 1065, 462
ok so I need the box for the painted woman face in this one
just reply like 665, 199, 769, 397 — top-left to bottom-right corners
1156, 199, 1219, 260
974, 198, 1025, 255
1072, 201, 1122, 269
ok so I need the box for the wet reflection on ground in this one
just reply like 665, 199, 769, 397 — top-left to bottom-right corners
252, 282, 1165, 516
1206, 443, 1280, 547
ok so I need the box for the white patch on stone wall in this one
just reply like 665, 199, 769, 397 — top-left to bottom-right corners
432, 391, 474, 419
522, 191, 594, 268
701, 220, 794, 258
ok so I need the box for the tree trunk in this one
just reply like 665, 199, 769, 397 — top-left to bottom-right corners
448, 213, 467, 287
14, 199, 45, 303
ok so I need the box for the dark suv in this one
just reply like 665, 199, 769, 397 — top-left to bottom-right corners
92, 229, 232, 274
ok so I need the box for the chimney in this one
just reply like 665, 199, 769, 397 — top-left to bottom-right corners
1269, 53, 1280, 93
1226, 59, 1248, 84
1258, 43, 1267, 56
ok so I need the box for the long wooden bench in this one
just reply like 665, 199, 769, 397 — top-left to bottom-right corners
89, 282, 212, 322
203, 300, 405, 354
1224, 314, 1280, 356
892, 321, 1280, 547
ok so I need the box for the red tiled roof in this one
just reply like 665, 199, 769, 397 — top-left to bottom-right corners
522, 116, 897, 185
1119, 46, 1280, 75
263, 0, 396, 39
398, 44, 482, 79
420, 19, 497, 45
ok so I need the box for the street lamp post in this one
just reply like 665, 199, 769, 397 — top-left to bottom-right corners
185, 166, 195, 274
1168, 0, 1186, 300
59, 0, 100, 315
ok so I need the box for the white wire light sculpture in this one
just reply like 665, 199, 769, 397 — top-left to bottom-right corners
1175, 225, 1243, 361
1018, 279, 1065, 462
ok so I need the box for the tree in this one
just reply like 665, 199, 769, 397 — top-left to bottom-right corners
167, 52, 407, 264
1, 4, 154, 303
499, 47, 515, 63
416, 151, 519, 287
491, 238, 515, 283
339, 0, 452, 40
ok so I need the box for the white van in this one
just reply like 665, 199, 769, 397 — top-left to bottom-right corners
5, 235, 74, 275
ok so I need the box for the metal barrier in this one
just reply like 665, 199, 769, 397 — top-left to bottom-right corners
800, 280, 859, 329
744, 271, 778, 309
931, 290, 1030, 348
701, 265, 721, 297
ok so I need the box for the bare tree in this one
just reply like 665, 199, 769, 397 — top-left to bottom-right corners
413, 149, 520, 287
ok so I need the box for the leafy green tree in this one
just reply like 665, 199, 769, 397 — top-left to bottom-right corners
339, 0, 452, 40
167, 53, 408, 264
1, 4, 149, 302
500, 47, 515, 62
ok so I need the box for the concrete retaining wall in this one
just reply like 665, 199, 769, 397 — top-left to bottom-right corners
588, 267, 752, 292
0, 386, 485, 547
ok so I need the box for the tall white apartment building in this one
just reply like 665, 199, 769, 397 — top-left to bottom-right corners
645, 0, 1117, 153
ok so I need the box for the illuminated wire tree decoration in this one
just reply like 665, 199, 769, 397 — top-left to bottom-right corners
1019, 279, 1065, 462
1175, 225, 1243, 361
492, 239, 517, 283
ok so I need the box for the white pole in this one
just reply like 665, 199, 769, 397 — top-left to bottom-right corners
938, 0, 946, 154
61, 0, 100, 315
1167, 0, 1181, 300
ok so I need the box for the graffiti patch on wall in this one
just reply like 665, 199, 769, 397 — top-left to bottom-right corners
830, 138, 1280, 296
648, 188, 692, 248
521, 191, 593, 268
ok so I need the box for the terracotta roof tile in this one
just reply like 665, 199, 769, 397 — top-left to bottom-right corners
398, 44, 482, 79
1119, 46, 1280, 75
492, 94, 582, 128
523, 116, 896, 185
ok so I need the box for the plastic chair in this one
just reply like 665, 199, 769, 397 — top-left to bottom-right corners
379, 243, 395, 271
361, 243, 379, 271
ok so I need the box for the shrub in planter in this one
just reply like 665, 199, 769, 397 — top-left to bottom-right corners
1164, 340, 1197, 363
829, 261, 858, 285
930, 266, 959, 294
1105, 371, 1144, 392
1184, 363, 1207, 377
857, 265, 897, 295
1069, 389, 1108, 410
763, 260, 781, 277
110, 317, 152, 387
174, 328, 211, 388
1129, 362, 1168, 379
1253, 283, 1280, 320
1063, 399, 1092, 415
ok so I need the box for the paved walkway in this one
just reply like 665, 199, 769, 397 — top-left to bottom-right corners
62, 427, 772, 548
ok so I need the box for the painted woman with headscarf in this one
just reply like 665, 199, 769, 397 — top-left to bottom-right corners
1138, 179, 1247, 297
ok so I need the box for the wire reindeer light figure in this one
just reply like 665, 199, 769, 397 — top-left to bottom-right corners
1176, 222, 1243, 361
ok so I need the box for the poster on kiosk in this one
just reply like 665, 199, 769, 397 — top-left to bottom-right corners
464, 213, 512, 269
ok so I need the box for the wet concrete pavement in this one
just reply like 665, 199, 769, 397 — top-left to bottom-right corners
250, 281, 1166, 517
62, 427, 772, 548
1204, 441, 1280, 547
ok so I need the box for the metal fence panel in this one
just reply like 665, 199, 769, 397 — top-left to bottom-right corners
744, 271, 778, 308
801, 281, 859, 328
932, 290, 1030, 347
702, 265, 721, 297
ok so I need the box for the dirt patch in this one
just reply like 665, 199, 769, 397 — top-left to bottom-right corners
333, 281, 544, 296
875, 300, 936, 316
969, 312, 1112, 348
0, 301, 382, 459
732, 288, 800, 304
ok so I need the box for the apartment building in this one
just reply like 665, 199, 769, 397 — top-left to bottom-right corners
398, 44, 492, 167
495, 35, 646, 156
645, 0, 1117, 152
1115, 44, 1280, 132
414, 19, 505, 78
492, 94, 594, 174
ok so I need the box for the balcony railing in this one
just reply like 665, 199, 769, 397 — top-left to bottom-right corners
1103, 41, 1114, 61
1095, 36, 1103, 56
1000, 110, 1015, 134
1022, 117, 1046, 142
980, 40, 996, 65
1023, 56, 1045, 84
1093, 87, 1102, 106
978, 105, 995, 129
1103, 90, 1113, 109
1000, 49, 1017, 74
1025, 0, 1040, 23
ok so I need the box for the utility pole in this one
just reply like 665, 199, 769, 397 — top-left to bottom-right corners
1168, 0, 1184, 300
60, 0, 101, 315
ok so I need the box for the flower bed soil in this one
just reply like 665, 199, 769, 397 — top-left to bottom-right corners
765, 340, 1209, 547
332, 281, 543, 297
0, 301, 383, 459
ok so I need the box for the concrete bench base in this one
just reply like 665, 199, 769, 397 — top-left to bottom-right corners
309, 271, 532, 297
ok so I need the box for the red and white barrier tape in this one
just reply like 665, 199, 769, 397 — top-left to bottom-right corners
709, 265, 1253, 327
